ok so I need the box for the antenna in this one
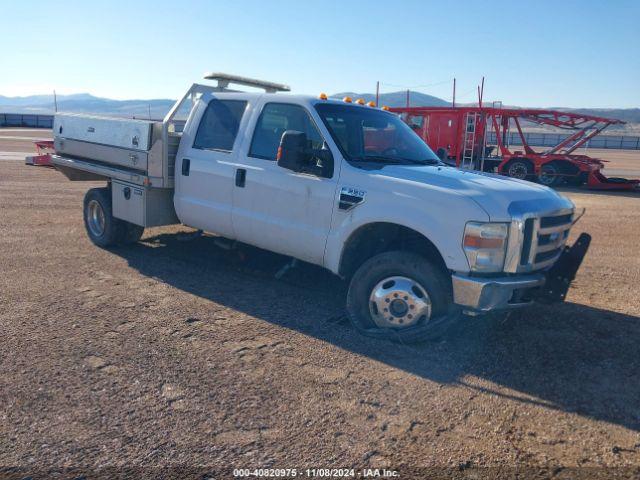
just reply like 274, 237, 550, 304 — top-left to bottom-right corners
53, 90, 58, 112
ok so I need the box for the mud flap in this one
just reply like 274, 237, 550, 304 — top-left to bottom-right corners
537, 233, 591, 304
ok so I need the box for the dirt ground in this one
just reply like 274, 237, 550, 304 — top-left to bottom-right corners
1, 130, 640, 479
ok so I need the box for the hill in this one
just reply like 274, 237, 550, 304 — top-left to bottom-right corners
0, 93, 175, 119
332, 90, 450, 107
1, 92, 638, 129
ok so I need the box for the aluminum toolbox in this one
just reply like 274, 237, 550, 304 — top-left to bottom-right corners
111, 180, 179, 227
54, 113, 153, 151
53, 114, 175, 188
54, 137, 148, 171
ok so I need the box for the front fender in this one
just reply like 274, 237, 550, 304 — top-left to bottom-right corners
323, 195, 489, 275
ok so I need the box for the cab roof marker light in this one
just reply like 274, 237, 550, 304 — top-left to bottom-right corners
343, 96, 353, 103
356, 98, 365, 105
367, 101, 376, 107
318, 93, 328, 100
381, 105, 390, 111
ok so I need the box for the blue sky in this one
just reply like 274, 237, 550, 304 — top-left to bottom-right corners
3, 0, 639, 107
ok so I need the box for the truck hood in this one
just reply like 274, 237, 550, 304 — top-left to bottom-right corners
375, 164, 572, 221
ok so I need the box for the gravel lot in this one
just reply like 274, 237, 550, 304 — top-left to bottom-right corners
1, 131, 639, 479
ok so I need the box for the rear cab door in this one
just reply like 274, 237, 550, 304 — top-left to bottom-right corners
174, 92, 253, 238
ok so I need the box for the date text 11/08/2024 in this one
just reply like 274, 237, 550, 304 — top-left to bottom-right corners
232, 468, 400, 478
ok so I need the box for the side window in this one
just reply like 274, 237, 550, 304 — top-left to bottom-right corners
193, 99, 247, 152
249, 103, 323, 160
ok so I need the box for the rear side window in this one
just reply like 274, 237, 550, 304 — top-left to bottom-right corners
249, 103, 323, 160
193, 99, 247, 152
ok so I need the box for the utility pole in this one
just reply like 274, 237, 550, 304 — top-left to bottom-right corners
452, 78, 456, 108
478, 76, 485, 108
375, 81, 379, 107
406, 89, 410, 108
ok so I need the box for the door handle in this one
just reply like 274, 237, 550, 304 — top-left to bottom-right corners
181, 158, 191, 176
235, 168, 246, 188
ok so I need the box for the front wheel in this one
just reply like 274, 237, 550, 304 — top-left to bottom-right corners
346, 251, 459, 343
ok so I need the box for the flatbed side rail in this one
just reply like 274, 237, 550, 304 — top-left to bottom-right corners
52, 154, 150, 186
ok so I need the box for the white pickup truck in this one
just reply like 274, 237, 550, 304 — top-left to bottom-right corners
51, 73, 590, 342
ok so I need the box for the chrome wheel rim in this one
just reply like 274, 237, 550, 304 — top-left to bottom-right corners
508, 162, 528, 179
369, 276, 432, 329
87, 199, 106, 237
538, 165, 557, 185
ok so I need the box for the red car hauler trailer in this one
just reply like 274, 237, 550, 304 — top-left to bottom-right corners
390, 106, 639, 190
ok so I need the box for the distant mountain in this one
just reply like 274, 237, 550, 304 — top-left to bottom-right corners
1, 92, 637, 126
558, 108, 640, 125
332, 90, 450, 108
0, 93, 175, 119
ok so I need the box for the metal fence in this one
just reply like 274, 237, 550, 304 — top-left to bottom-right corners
487, 132, 640, 150
2, 113, 639, 150
0, 113, 54, 128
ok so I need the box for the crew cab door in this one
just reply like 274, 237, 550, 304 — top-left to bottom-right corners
231, 101, 338, 266
174, 95, 249, 238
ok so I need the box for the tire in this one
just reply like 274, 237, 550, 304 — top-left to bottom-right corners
537, 163, 562, 187
346, 251, 459, 343
504, 159, 533, 181
83, 187, 144, 247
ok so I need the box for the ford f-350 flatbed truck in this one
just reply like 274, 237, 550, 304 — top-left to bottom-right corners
50, 73, 590, 343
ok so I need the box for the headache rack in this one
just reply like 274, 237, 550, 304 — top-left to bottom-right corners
48, 72, 290, 188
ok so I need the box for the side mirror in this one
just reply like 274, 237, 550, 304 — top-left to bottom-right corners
277, 130, 307, 172
277, 130, 334, 178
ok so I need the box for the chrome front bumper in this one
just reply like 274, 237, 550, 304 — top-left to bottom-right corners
452, 273, 545, 312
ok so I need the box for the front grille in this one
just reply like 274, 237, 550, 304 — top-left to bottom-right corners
520, 211, 573, 271
540, 214, 572, 228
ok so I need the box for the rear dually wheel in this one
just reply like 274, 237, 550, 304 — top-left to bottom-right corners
83, 187, 144, 247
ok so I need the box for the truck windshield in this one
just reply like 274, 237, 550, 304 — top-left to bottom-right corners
314, 103, 440, 166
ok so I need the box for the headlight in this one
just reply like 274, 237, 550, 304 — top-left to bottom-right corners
463, 222, 509, 272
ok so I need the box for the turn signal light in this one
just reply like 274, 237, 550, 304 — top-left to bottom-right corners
356, 98, 365, 105
318, 92, 328, 100
343, 96, 352, 103
463, 236, 504, 249
367, 101, 376, 107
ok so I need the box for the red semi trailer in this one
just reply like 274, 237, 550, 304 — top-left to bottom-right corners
390, 105, 639, 190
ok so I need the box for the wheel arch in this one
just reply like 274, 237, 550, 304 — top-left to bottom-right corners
337, 222, 449, 281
